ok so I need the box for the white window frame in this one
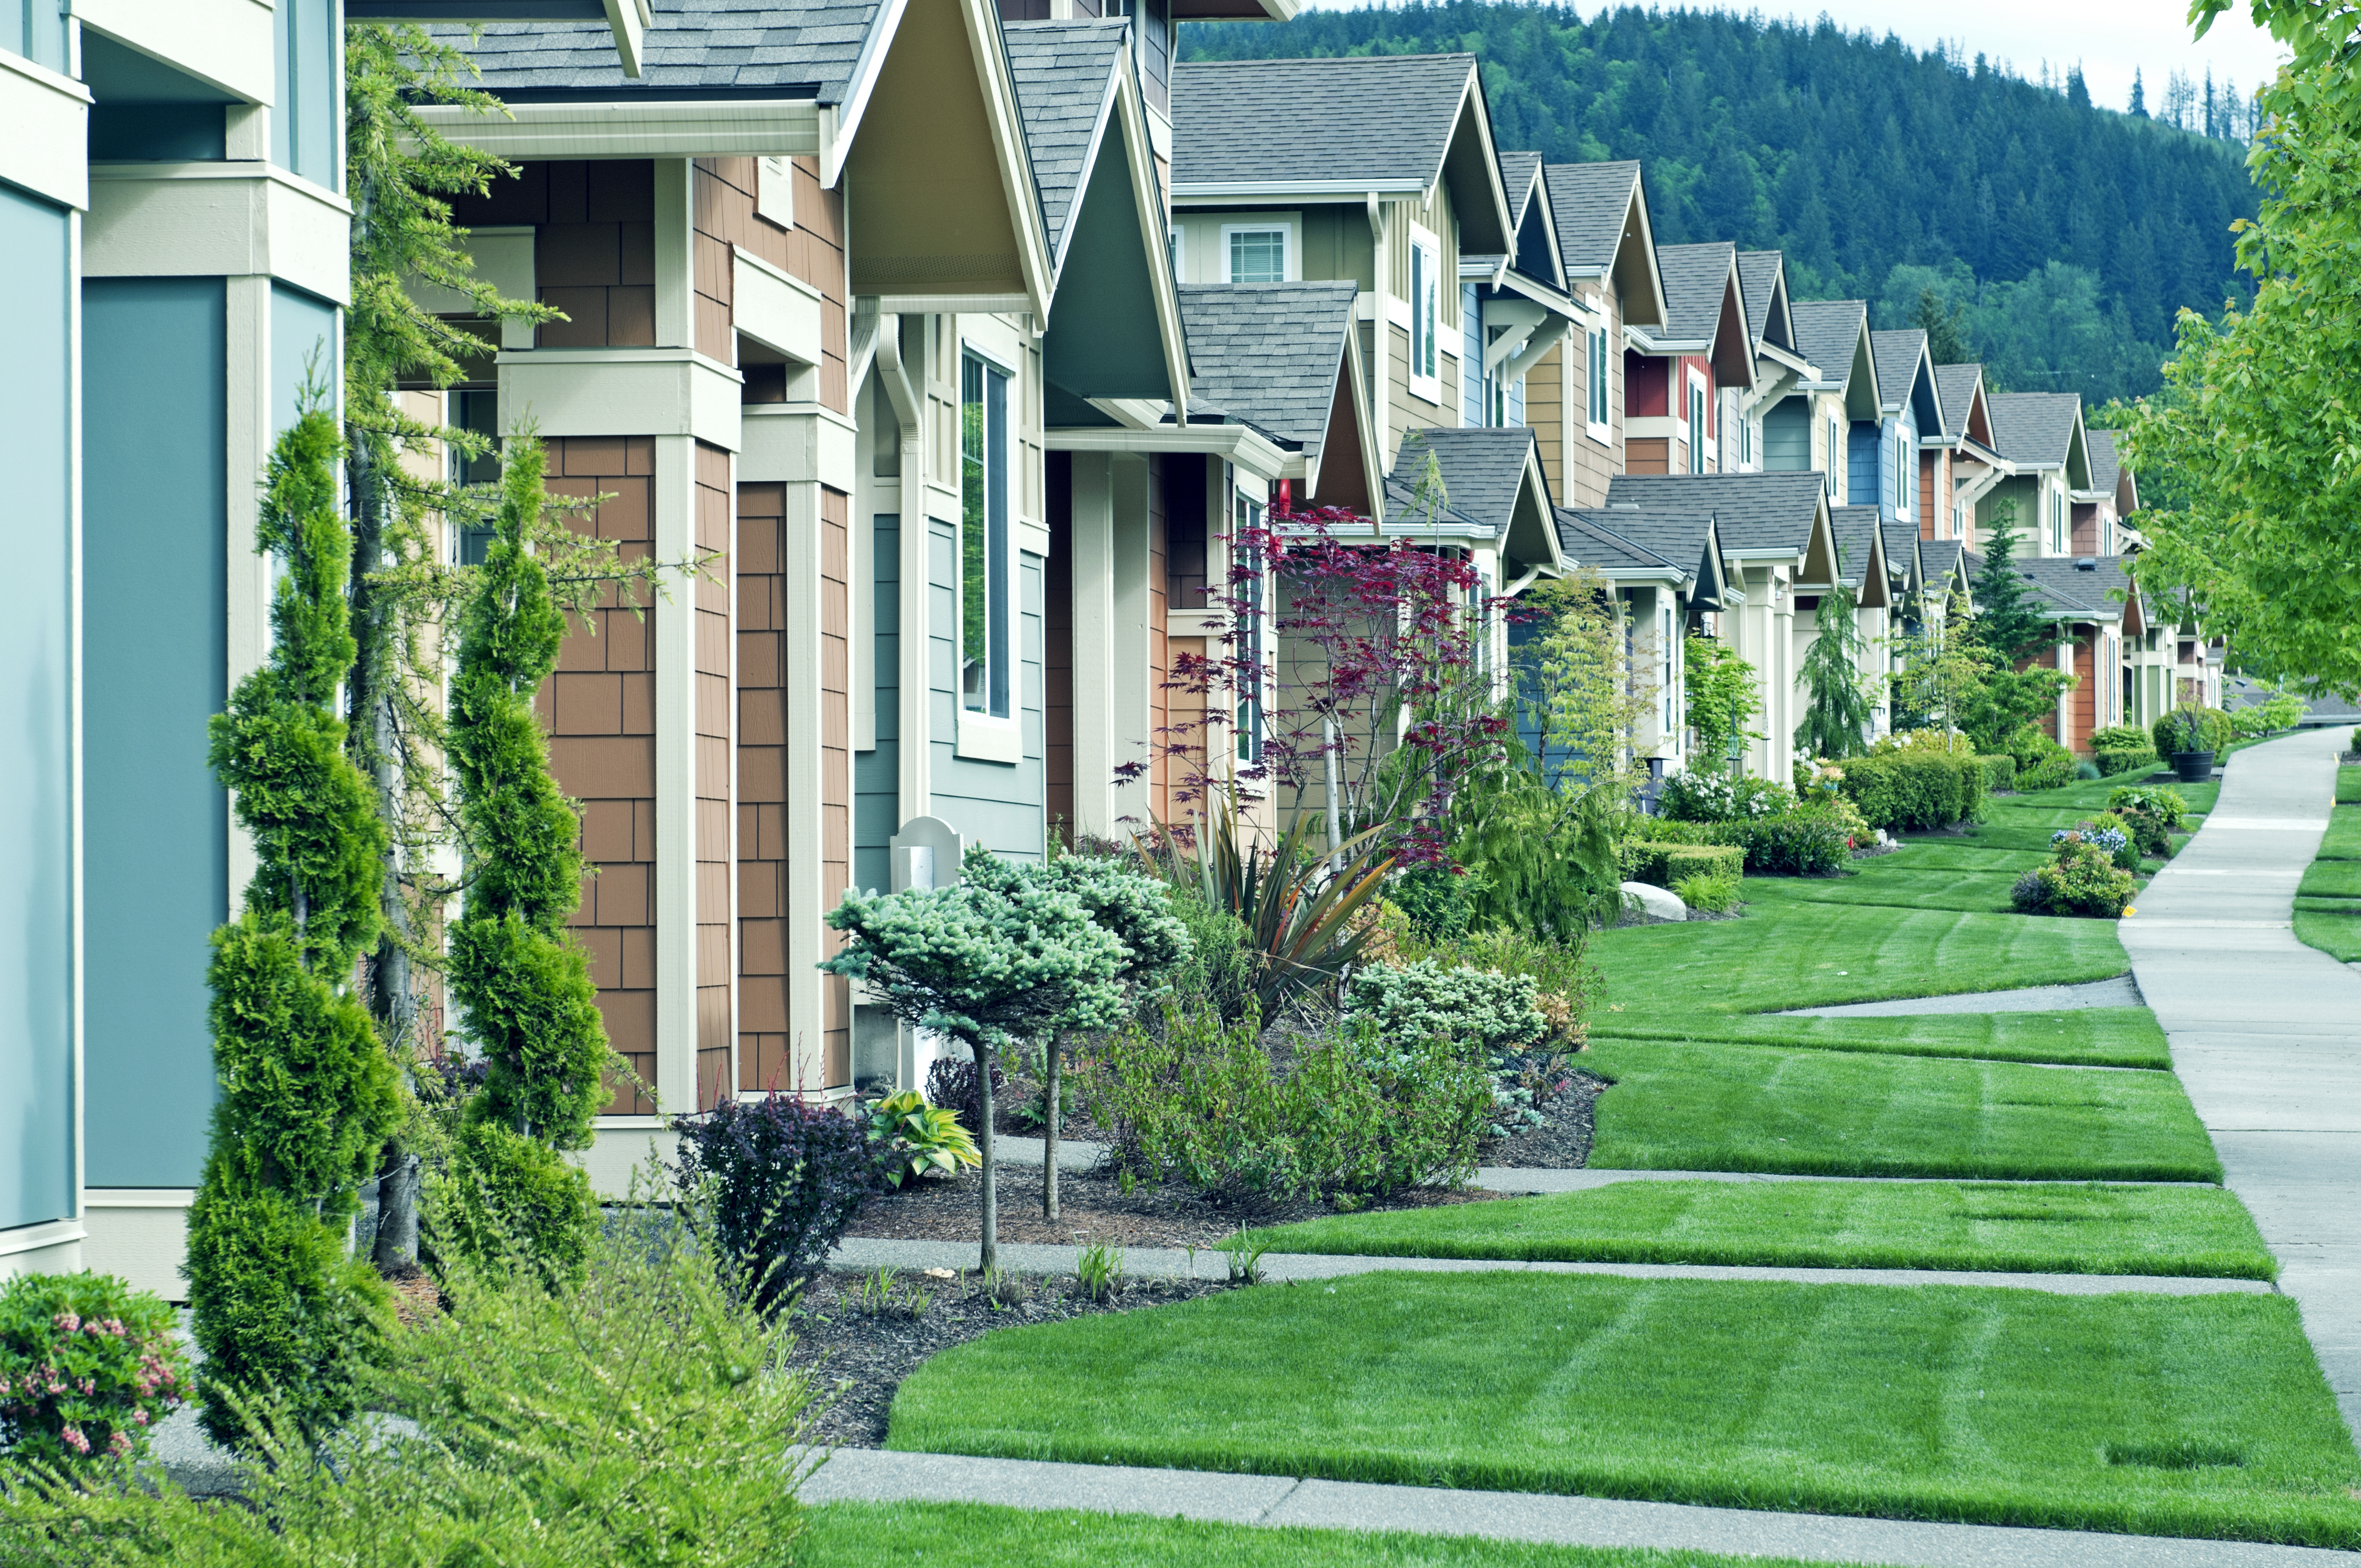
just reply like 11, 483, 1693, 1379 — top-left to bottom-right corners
1687, 368, 1709, 474
1894, 426, 1910, 518
756, 156, 796, 229
955, 337, 1022, 763
1827, 413, 1842, 501
1584, 320, 1612, 445
1220, 221, 1291, 285
1407, 222, 1441, 406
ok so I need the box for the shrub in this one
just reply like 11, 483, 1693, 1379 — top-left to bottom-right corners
2010, 729, 2077, 792
1659, 770, 1794, 823
1082, 1003, 1487, 1200
672, 1095, 877, 1311
2108, 785, 2186, 858
925, 1053, 1008, 1135
1795, 790, 1876, 847
2089, 726, 2151, 752
1976, 753, 2017, 791
1388, 864, 1489, 943
1833, 749, 1986, 831
1623, 841, 1746, 888
1343, 960, 1547, 1058
2093, 746, 2158, 776
864, 1091, 981, 1189
2152, 705, 2234, 756
2055, 816, 2139, 873
1412, 928, 1595, 1052
2232, 693, 2304, 735
2035, 841, 2139, 917
0, 1272, 187, 1470
1161, 881, 1258, 1026
1732, 812, 1852, 875
1671, 870, 1742, 912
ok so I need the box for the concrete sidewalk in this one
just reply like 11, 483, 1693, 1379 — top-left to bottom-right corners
2119, 727, 2361, 1442
828, 1235, 2270, 1295
804, 1448, 2361, 1567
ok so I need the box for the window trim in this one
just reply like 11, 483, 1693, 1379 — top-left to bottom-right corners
1826, 412, 1842, 500
957, 341, 1019, 752
1407, 222, 1441, 406
1686, 367, 1709, 474
1584, 319, 1613, 445
1220, 221, 1291, 285
1232, 484, 1268, 770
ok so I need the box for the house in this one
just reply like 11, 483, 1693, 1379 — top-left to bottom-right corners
1462, 150, 1580, 437
1768, 299, 1879, 505
1928, 362, 2006, 543
1624, 241, 1756, 477
1827, 506, 1896, 737
1606, 471, 1841, 784
1551, 507, 1729, 781
2076, 428, 2139, 556
1982, 552, 2151, 751
1866, 329, 1941, 536
1979, 392, 2092, 558
1733, 249, 1807, 473
1530, 160, 1667, 508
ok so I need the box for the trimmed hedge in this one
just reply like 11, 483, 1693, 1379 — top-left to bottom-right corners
1837, 751, 1986, 831
1623, 813, 1848, 876
1976, 754, 2016, 792
1625, 842, 1746, 889
2094, 747, 2158, 777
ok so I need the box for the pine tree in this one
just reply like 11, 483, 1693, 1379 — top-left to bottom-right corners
1912, 286, 1972, 363
185, 395, 403, 1447
443, 433, 614, 1279
1968, 498, 2060, 659
2131, 67, 2148, 118
1794, 584, 1876, 760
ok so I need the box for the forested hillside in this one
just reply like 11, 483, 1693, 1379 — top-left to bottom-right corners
1182, 3, 2261, 402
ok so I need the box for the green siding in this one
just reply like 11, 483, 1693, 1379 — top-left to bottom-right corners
0, 184, 75, 1232
83, 278, 229, 1190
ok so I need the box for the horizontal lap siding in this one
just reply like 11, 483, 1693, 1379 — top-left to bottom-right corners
1045, 456, 1074, 838
543, 435, 660, 1114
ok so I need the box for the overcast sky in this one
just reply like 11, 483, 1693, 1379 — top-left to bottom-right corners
1287, 2, 2289, 118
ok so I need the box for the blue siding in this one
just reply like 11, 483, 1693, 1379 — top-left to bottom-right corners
1884, 409, 1918, 524
271, 284, 338, 432
1461, 285, 1482, 426
927, 521, 1045, 862
1508, 372, 1524, 428
82, 279, 229, 1190
853, 515, 900, 895
1846, 421, 1879, 508
0, 186, 75, 1232
271, 0, 340, 189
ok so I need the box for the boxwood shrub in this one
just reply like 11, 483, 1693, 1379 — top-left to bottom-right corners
1623, 815, 1847, 876
2010, 730, 2078, 792
1623, 842, 1746, 889
2093, 746, 2158, 777
1834, 751, 1985, 831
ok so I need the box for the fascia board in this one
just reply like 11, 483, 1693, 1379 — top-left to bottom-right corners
957, 0, 1057, 326
1337, 314, 1384, 524
411, 98, 823, 161
1110, 68, 1190, 423
1442, 66, 1515, 257
825, 0, 913, 186
76, 0, 275, 104
1757, 341, 1810, 377
1174, 179, 1425, 200
1491, 269, 1577, 317
1049, 52, 1125, 279
0, 49, 91, 210
1048, 423, 1290, 481
1617, 172, 1668, 328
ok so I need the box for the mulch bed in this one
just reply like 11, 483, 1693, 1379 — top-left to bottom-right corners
786, 1268, 1232, 1447
1481, 1068, 1609, 1168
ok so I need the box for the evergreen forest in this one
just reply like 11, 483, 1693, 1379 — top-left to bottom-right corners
1182, 3, 2264, 402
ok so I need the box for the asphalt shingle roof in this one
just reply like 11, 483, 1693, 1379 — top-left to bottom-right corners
1005, 21, 1124, 264
1554, 508, 1688, 576
1869, 329, 1927, 413
1388, 427, 1545, 537
1498, 150, 1542, 217
1986, 393, 2082, 470
1381, 476, 1490, 533
1789, 299, 1868, 386
1933, 363, 1984, 442
1177, 283, 1357, 454
1922, 538, 1966, 591
1542, 161, 1640, 276
2020, 554, 2134, 622
431, 0, 884, 102
1829, 505, 1885, 588
2086, 428, 2124, 497
1736, 250, 1783, 347
1172, 55, 1473, 189
1880, 514, 1921, 587
1655, 242, 1735, 344
1604, 471, 1824, 558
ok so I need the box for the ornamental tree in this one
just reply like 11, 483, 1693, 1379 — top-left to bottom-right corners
1795, 583, 1876, 760
822, 845, 1130, 1267
184, 396, 403, 1448
443, 432, 614, 1280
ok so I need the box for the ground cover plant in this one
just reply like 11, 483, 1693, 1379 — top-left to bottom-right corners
796, 1501, 1826, 1568
1587, 1008, 2170, 1068
887, 1273, 2361, 1548
1579, 1038, 2219, 1180
1250, 1179, 2273, 1278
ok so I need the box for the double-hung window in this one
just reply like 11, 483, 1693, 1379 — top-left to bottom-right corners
1233, 489, 1265, 765
960, 351, 1011, 721
1585, 322, 1612, 440
1224, 225, 1286, 284
1894, 426, 1910, 517
1408, 226, 1440, 404
1826, 415, 1842, 500
1687, 373, 1707, 473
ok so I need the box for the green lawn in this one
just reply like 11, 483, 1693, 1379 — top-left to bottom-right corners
1875, 841, 2050, 872
1582, 1038, 2219, 1181
2293, 908, 2361, 962
2293, 793, 2361, 962
888, 1273, 2361, 1548
1588, 1009, 2169, 1069
1251, 1179, 2272, 1278
1756, 867, 2026, 915
2298, 859, 2361, 898
2337, 765, 2361, 804
798, 1504, 1830, 1568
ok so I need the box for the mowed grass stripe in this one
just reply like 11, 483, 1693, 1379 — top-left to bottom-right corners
1582, 1038, 2219, 1182
1587, 1009, 2169, 1069
888, 1274, 2361, 1548
1249, 1179, 2273, 1278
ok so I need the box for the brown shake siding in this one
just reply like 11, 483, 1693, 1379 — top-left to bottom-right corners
1919, 450, 1938, 537
735, 480, 790, 1091
534, 161, 657, 349
1625, 437, 1670, 475
694, 442, 733, 1108
693, 156, 849, 410
819, 486, 852, 1085
542, 436, 659, 1114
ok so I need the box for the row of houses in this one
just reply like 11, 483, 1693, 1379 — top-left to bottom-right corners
0, 0, 2223, 1296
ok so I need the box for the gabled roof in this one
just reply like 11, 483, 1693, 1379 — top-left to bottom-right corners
1932, 363, 1993, 445
1388, 426, 1560, 570
1921, 538, 1969, 602
1542, 160, 1666, 328
1827, 505, 1891, 606
2012, 554, 2137, 625
1562, 507, 1727, 610
1604, 471, 1834, 575
1736, 249, 1794, 355
2084, 428, 2139, 513
1499, 150, 1543, 215
1554, 509, 1685, 578
1005, 21, 1126, 269
1788, 299, 1880, 419
1495, 150, 1563, 289
425, 1, 885, 101
1868, 328, 1943, 436
1985, 393, 2085, 472
1643, 242, 1754, 388
1171, 55, 1511, 252
1178, 283, 1356, 455
1880, 513, 1921, 596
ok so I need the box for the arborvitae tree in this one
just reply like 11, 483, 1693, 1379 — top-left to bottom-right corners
185, 397, 403, 1447
443, 434, 614, 1278
1794, 584, 1876, 760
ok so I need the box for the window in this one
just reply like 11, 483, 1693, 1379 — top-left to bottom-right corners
1408, 227, 1440, 404
960, 351, 1010, 720
1585, 323, 1611, 438
1894, 427, 1910, 516
1224, 226, 1286, 284
1234, 488, 1265, 765
1168, 226, 1182, 282
1661, 604, 1675, 734
1826, 415, 1842, 500
1739, 408, 1752, 468
1687, 374, 1707, 473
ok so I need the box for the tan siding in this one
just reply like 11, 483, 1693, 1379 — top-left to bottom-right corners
1045, 456, 1073, 839
1147, 455, 1170, 819
692, 442, 733, 1107
1527, 339, 1566, 504
1626, 437, 1670, 476
543, 436, 660, 1114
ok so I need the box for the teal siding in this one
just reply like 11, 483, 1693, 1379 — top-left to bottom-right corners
271, 283, 338, 431
0, 185, 75, 1231
853, 515, 900, 894
1762, 398, 1809, 471
271, 0, 340, 190
927, 521, 1046, 863
83, 278, 229, 1190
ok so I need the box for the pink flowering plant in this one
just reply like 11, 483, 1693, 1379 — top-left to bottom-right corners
0, 1271, 187, 1471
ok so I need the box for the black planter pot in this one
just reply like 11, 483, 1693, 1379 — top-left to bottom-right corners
2170, 749, 2216, 783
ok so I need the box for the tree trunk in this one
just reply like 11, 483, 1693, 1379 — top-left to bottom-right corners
1043, 1039, 1060, 1222
1324, 716, 1346, 876
371, 1153, 420, 1271
976, 1041, 998, 1271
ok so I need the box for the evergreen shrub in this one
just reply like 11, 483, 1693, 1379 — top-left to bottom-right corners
1623, 842, 1746, 888
2089, 726, 2152, 751
672, 1095, 877, 1311
2094, 746, 2159, 776
1835, 750, 1986, 830
2010, 730, 2078, 791
1617, 814, 1848, 876
2152, 705, 2234, 756
1976, 753, 2017, 791
0, 1272, 187, 1470
1343, 960, 1546, 1057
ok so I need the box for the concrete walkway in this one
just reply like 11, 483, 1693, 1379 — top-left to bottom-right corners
1780, 974, 2145, 1016
828, 1235, 2268, 1295
2119, 727, 2361, 1441
804, 1449, 2361, 1567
